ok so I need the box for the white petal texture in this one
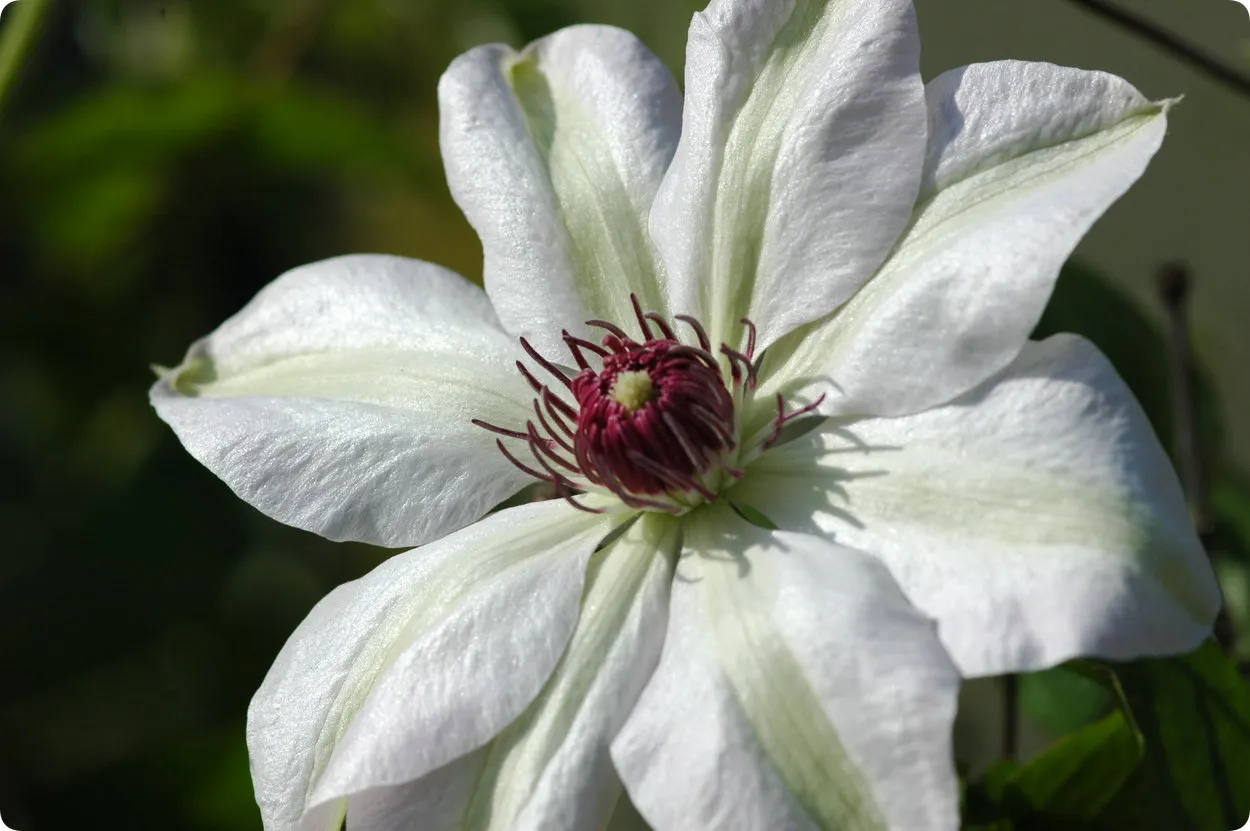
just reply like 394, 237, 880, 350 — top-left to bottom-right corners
146, 1, 1219, 828
612, 505, 961, 831
247, 501, 619, 831
346, 514, 681, 831
439, 25, 681, 355
150, 255, 537, 548
651, 0, 926, 348
756, 61, 1171, 422
734, 335, 1222, 678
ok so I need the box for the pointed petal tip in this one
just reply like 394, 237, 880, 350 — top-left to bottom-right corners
147, 254, 537, 549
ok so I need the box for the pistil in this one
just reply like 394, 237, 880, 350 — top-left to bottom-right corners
473, 296, 820, 514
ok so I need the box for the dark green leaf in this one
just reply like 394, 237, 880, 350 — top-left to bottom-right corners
963, 760, 1021, 826
1213, 473, 1250, 564
1007, 710, 1143, 826
968, 645, 1250, 830
728, 500, 780, 530
1095, 642, 1250, 831
1020, 665, 1115, 736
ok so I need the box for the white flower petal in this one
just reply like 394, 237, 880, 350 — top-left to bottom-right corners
150, 254, 536, 548
757, 61, 1169, 420
439, 25, 681, 354
612, 506, 960, 831
345, 514, 680, 831
340, 752, 485, 831
246, 501, 617, 831
737, 335, 1221, 678
651, 0, 925, 349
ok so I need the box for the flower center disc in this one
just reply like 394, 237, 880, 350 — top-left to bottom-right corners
471, 295, 824, 515
608, 370, 654, 412
572, 341, 735, 497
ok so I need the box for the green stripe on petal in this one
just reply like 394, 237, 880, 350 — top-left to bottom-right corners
653, 0, 925, 350
352, 514, 680, 831
754, 63, 1172, 424
458, 514, 679, 829
440, 26, 680, 354
613, 505, 959, 831
703, 0, 828, 342
507, 55, 666, 323
247, 501, 618, 831
737, 335, 1220, 679
702, 554, 887, 830
150, 254, 536, 549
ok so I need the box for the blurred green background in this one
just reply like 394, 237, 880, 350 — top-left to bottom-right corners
0, 1, 1247, 829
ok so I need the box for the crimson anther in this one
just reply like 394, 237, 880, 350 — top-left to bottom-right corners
573, 338, 735, 499
473, 296, 820, 514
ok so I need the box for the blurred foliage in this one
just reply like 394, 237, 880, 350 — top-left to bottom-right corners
968, 645, 1250, 830
1, 1, 1249, 830
0, 1, 618, 828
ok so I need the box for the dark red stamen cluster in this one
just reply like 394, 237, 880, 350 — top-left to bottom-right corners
573, 337, 734, 500
473, 296, 820, 514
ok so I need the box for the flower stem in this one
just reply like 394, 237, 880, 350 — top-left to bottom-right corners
1065, 0, 1250, 102
1001, 674, 1019, 761
1157, 264, 1212, 534
1157, 263, 1236, 651
0, 0, 52, 124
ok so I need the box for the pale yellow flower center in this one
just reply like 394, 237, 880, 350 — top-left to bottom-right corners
609, 370, 654, 412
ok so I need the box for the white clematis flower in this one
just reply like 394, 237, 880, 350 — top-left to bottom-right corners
151, 0, 1222, 828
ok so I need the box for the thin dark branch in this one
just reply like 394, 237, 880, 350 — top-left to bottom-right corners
1066, 0, 1250, 100
1157, 263, 1236, 651
1002, 674, 1019, 761
1157, 263, 1212, 534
